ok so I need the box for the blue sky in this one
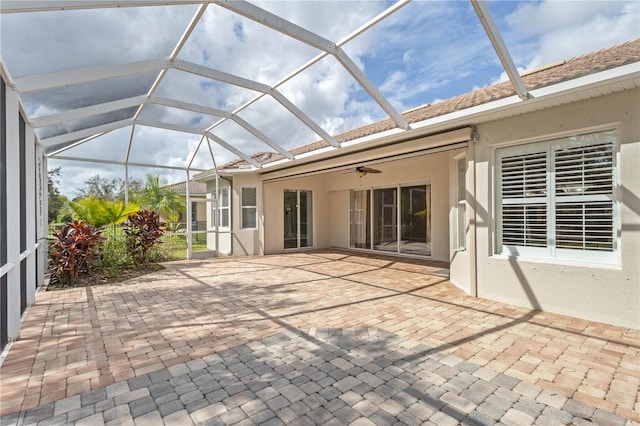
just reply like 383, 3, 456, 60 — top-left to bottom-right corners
1, 0, 638, 197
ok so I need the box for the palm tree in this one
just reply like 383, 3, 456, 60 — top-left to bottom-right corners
135, 174, 184, 222
69, 197, 139, 229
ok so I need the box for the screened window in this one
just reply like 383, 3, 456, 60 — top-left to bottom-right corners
241, 187, 257, 229
216, 187, 229, 228
496, 130, 616, 263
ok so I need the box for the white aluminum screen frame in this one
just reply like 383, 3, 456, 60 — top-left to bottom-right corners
0, 0, 529, 176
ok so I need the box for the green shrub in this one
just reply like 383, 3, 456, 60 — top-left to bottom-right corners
100, 235, 132, 271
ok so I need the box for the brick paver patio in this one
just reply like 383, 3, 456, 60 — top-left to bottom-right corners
0, 250, 638, 424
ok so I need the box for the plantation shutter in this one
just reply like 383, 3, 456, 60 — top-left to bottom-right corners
496, 130, 617, 262
500, 151, 547, 248
554, 141, 614, 251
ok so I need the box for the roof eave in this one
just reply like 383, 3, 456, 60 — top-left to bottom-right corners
197, 61, 640, 181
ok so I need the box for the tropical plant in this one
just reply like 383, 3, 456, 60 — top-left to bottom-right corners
48, 221, 105, 284
100, 234, 132, 274
135, 174, 184, 220
125, 209, 165, 264
69, 197, 139, 228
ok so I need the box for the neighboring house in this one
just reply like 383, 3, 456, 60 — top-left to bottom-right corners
195, 40, 640, 329
162, 180, 208, 232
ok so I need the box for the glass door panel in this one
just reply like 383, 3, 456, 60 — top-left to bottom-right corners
300, 190, 313, 248
284, 190, 313, 249
355, 184, 431, 257
373, 188, 397, 253
400, 185, 430, 256
284, 190, 298, 249
350, 190, 371, 249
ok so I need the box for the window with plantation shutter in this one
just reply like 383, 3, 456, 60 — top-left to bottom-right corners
554, 140, 614, 252
496, 130, 616, 263
500, 151, 548, 249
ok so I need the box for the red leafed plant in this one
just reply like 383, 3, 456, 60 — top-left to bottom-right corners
125, 209, 165, 265
49, 221, 105, 284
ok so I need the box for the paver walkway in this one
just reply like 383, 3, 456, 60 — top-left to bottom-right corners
1, 250, 638, 425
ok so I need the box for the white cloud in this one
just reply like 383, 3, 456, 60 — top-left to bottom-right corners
3, 1, 639, 199
0, 6, 197, 78
380, 71, 407, 93
504, 0, 640, 71
402, 50, 413, 65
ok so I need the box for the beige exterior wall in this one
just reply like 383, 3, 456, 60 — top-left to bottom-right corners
329, 191, 349, 248
200, 87, 639, 328
465, 88, 640, 328
324, 152, 454, 262
449, 150, 472, 294
263, 174, 331, 254
261, 149, 456, 261
196, 201, 206, 223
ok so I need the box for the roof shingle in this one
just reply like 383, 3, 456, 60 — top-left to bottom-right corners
162, 180, 208, 195
207, 39, 640, 172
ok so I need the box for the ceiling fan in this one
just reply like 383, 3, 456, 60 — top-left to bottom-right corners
355, 166, 382, 177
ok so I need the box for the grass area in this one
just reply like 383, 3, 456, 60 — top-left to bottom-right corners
160, 234, 211, 259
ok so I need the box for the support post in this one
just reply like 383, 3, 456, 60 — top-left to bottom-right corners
5, 87, 21, 340
25, 125, 36, 306
186, 170, 192, 260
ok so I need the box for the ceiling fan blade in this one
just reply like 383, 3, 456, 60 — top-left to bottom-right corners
357, 166, 382, 174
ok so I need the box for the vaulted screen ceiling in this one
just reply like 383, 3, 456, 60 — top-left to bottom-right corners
0, 1, 633, 178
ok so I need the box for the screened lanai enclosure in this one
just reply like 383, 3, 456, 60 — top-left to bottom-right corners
0, 0, 541, 352
0, 0, 531, 255
2, 1, 640, 351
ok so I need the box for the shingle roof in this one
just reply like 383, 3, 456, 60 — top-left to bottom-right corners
209, 39, 640, 172
163, 180, 208, 195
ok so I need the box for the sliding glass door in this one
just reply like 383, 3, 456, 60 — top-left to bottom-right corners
399, 185, 430, 256
350, 184, 431, 256
284, 190, 313, 249
373, 188, 397, 252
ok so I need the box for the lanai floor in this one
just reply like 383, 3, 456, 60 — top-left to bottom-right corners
0, 250, 638, 425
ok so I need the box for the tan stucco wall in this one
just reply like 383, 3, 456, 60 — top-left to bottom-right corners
449, 150, 472, 294
329, 191, 349, 248
263, 174, 331, 254
324, 152, 453, 262
196, 201, 206, 222
468, 88, 640, 329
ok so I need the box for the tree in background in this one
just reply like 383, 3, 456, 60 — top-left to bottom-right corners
135, 174, 184, 223
75, 175, 141, 202
48, 167, 69, 223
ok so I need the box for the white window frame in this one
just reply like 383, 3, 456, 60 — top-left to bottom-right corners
216, 186, 230, 229
495, 129, 617, 264
241, 187, 257, 229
